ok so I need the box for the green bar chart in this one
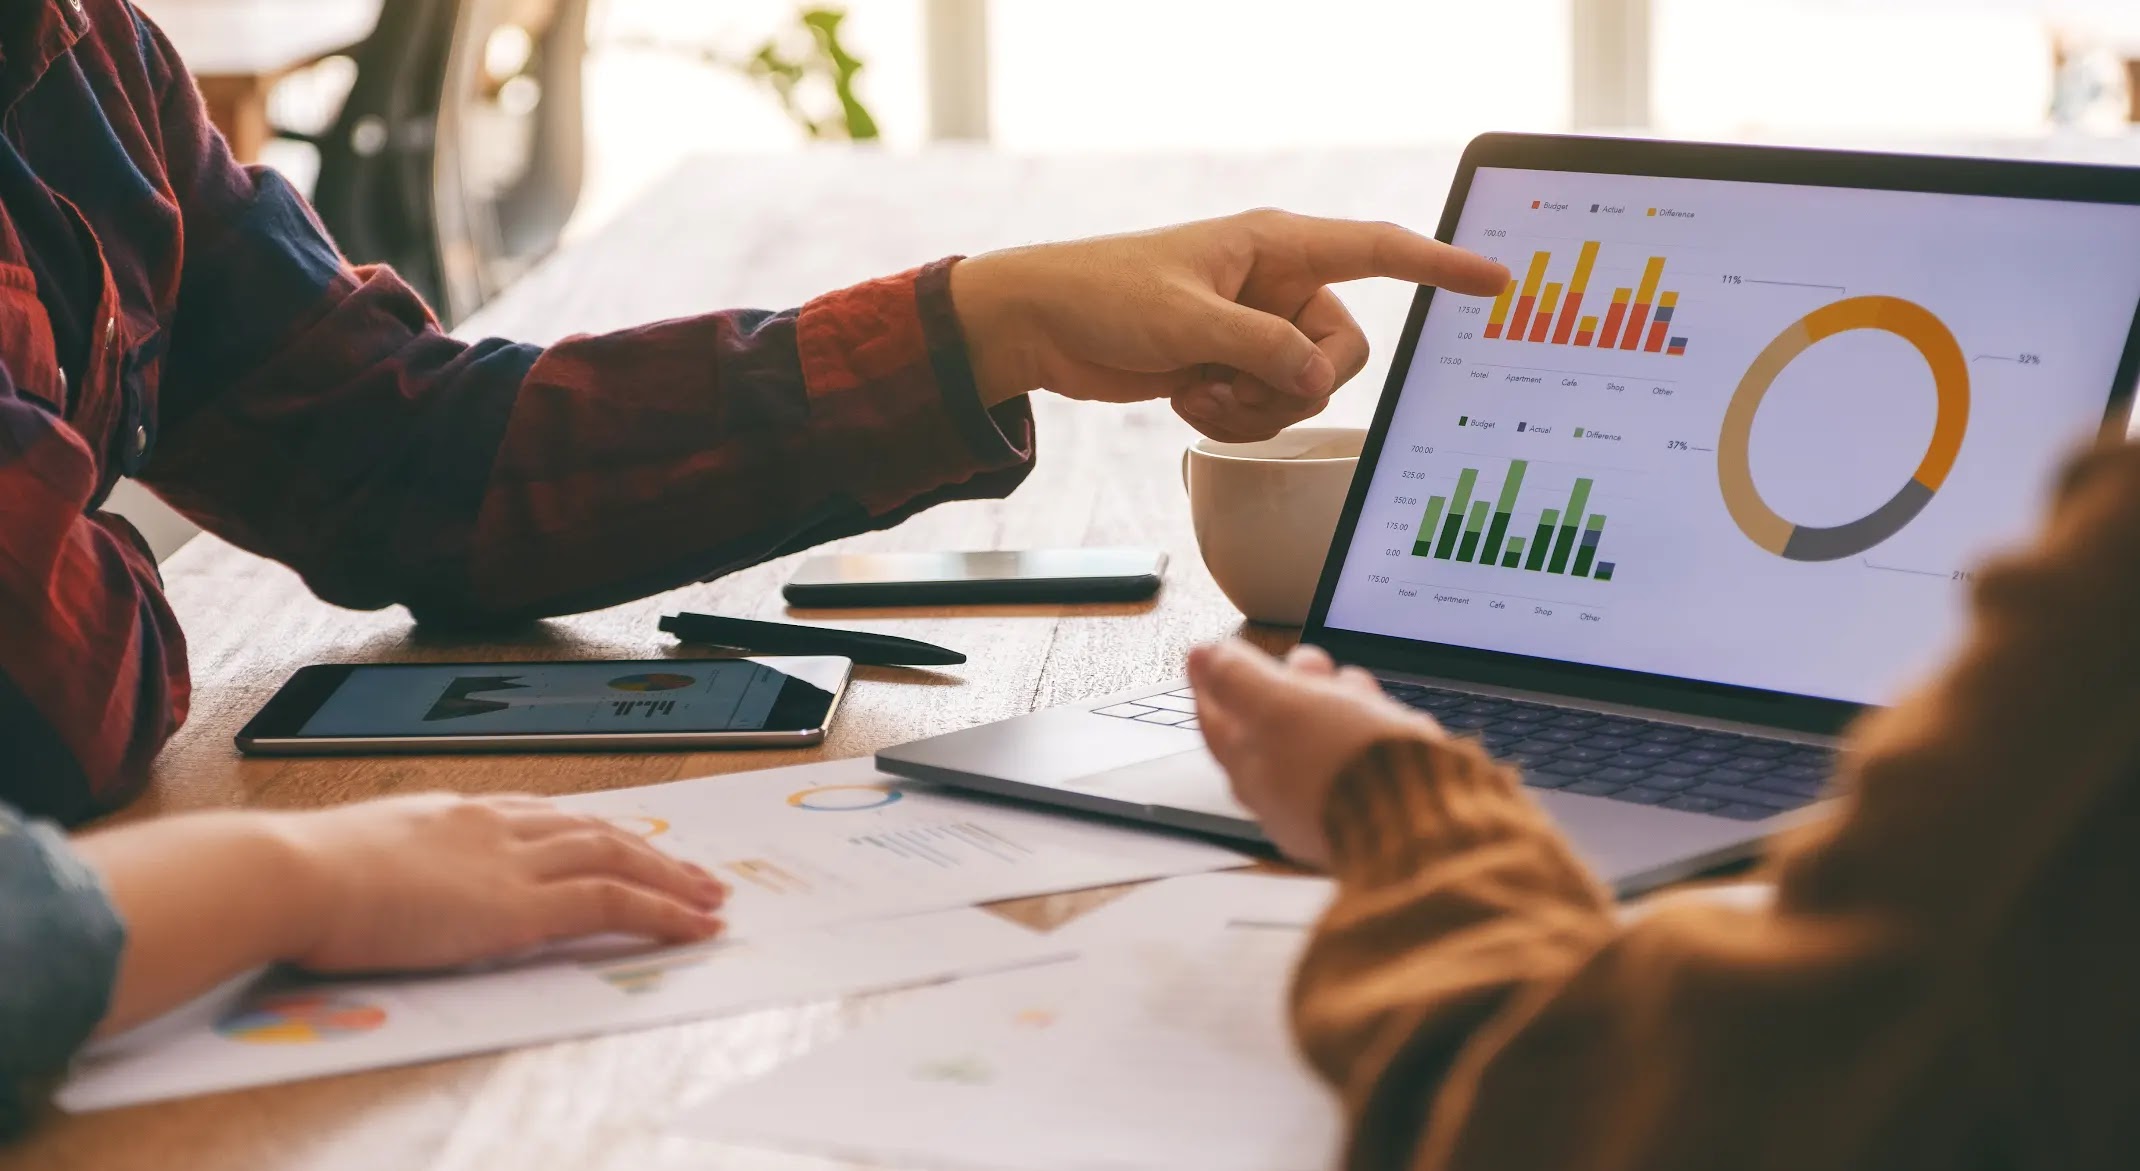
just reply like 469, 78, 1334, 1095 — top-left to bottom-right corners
1411, 497, 1447, 558
1412, 460, 1619, 581
1526, 509, 1558, 571
1433, 467, 1478, 559
1480, 459, 1527, 564
1546, 477, 1593, 575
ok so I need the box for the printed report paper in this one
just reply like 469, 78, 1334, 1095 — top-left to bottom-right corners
680, 874, 1344, 1171
60, 907, 1066, 1112
60, 757, 1247, 1111
551, 755, 1250, 941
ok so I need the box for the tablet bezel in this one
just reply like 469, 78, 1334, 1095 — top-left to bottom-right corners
1302, 133, 2140, 736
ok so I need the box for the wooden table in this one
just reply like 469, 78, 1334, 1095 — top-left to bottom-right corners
6, 148, 1461, 1171
137, 0, 383, 162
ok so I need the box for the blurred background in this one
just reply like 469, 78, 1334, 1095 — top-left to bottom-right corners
142, 0, 2140, 317
116, 0, 2140, 557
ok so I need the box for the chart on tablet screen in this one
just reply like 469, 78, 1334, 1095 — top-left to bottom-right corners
1326, 167, 2140, 705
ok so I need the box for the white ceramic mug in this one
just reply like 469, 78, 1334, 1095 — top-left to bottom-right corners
1182, 427, 1365, 626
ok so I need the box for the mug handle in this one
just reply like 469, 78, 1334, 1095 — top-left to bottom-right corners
1180, 446, 1192, 493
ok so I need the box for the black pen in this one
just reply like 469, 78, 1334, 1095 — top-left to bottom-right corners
658, 612, 967, 667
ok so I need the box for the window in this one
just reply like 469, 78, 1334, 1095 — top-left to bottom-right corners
1652, 0, 2137, 138
986, 1, 1572, 151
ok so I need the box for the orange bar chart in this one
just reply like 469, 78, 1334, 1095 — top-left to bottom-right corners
1550, 241, 1600, 345
1618, 257, 1667, 350
1471, 241, 1687, 356
1643, 291, 1680, 353
1528, 282, 1564, 342
1484, 280, 1517, 339
1505, 252, 1550, 342
1597, 288, 1632, 348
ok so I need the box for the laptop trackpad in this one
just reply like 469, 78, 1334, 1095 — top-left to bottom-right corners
1081, 747, 1253, 821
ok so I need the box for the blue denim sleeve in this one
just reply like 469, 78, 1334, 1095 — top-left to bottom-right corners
0, 803, 125, 1138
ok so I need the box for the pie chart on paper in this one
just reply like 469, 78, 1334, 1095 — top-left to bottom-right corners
215, 992, 388, 1045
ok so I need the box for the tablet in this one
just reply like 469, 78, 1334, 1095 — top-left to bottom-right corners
237, 657, 851, 755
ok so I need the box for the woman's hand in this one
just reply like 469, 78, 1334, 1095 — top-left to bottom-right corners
952, 209, 1509, 442
284, 794, 726, 971
1188, 641, 1444, 867
79, 794, 727, 1034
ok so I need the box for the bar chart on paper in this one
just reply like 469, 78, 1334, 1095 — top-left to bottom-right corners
1407, 459, 1622, 582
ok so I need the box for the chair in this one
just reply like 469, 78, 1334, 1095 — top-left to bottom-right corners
280, 0, 589, 326
432, 0, 591, 322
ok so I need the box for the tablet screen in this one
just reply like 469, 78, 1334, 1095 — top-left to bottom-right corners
296, 660, 820, 736
1323, 165, 2140, 705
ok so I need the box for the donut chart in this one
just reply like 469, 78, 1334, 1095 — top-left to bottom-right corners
1717, 296, 1969, 561
786, 783, 903, 812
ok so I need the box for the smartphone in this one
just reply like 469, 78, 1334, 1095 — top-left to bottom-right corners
236, 657, 851, 756
783, 548, 1167, 607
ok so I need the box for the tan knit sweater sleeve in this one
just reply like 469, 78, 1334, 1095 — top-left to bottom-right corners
1292, 441, 2140, 1171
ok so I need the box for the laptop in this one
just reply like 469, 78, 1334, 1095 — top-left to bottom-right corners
879, 134, 2140, 896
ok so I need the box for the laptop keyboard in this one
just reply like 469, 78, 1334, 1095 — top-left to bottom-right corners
1093, 688, 1201, 731
1094, 683, 1833, 822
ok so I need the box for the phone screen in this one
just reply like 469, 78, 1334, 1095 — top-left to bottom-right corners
793, 548, 1164, 586
272, 659, 841, 739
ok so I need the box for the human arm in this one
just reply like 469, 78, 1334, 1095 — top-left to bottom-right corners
4, 792, 723, 1049
7, 6, 1503, 816
951, 209, 1509, 441
0, 792, 719, 1136
129, 9, 1503, 625
0, 356, 187, 824
1190, 443, 2140, 1170
74, 794, 725, 1039
0, 804, 125, 1138
132, 7, 1037, 625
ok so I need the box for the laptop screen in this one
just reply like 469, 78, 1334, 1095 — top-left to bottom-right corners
1322, 164, 2140, 707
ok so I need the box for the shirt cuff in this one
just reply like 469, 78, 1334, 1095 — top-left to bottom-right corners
1320, 735, 1586, 890
0, 808, 125, 1136
797, 257, 1034, 516
914, 258, 1034, 467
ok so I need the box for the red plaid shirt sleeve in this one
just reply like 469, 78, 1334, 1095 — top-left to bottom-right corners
0, 0, 1032, 822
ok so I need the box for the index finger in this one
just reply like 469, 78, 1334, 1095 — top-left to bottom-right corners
1279, 214, 1510, 296
541, 879, 723, 945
